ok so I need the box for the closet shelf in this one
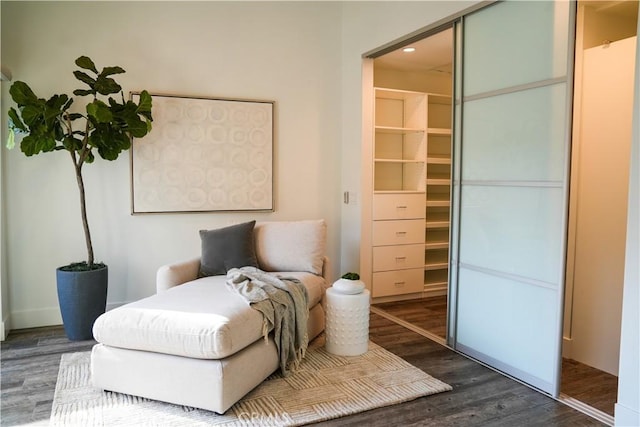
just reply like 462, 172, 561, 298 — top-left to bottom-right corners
427, 178, 450, 186
428, 128, 452, 136
428, 192, 450, 200
426, 221, 450, 229
374, 190, 426, 195
375, 158, 424, 164
425, 262, 449, 271
427, 172, 450, 179
427, 156, 451, 165
425, 242, 449, 250
424, 280, 448, 288
427, 211, 450, 220
375, 126, 425, 135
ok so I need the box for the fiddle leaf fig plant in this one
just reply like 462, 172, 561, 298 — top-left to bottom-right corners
6, 56, 153, 270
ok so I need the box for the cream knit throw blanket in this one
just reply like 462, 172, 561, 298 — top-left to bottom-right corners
226, 266, 309, 376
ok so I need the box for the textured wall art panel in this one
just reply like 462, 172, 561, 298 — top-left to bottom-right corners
130, 93, 273, 213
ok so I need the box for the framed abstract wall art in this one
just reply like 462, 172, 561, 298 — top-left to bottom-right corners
130, 93, 274, 213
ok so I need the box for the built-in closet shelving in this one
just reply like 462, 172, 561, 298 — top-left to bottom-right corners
424, 94, 452, 296
371, 88, 452, 300
371, 88, 427, 298
373, 88, 427, 193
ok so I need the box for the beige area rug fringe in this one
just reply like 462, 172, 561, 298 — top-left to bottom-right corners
50, 336, 451, 426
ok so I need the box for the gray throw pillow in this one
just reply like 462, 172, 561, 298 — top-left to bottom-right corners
199, 220, 258, 277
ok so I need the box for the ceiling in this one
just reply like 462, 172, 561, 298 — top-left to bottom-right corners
374, 28, 454, 74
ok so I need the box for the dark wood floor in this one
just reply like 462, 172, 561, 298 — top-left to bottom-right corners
1, 326, 96, 426
1, 316, 605, 427
374, 296, 617, 417
562, 358, 618, 416
375, 296, 448, 339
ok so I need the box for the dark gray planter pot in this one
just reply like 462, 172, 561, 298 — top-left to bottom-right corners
56, 265, 108, 341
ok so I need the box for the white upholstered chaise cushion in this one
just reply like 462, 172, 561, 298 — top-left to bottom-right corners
254, 219, 326, 275
93, 272, 325, 360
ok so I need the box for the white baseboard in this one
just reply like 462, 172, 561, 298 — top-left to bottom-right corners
615, 403, 640, 426
8, 301, 128, 331
563, 336, 572, 358
0, 315, 9, 341
10, 306, 62, 330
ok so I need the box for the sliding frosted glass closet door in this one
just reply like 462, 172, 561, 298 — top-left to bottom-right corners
451, 1, 574, 396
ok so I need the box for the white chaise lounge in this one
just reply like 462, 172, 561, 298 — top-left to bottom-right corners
91, 220, 328, 414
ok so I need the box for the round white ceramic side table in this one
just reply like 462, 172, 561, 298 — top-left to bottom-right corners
324, 287, 370, 356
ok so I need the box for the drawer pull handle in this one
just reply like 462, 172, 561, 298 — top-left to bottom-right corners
396, 231, 407, 235
394, 281, 405, 287
395, 256, 406, 260
396, 205, 408, 209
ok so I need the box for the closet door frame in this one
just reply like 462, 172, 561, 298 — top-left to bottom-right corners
449, 1, 576, 397
363, 0, 576, 399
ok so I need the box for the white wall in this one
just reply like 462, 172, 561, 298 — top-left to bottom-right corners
0, 3, 8, 339
1, 1, 343, 329
0, 0, 481, 330
615, 13, 640, 427
569, 37, 636, 376
0, 0, 479, 331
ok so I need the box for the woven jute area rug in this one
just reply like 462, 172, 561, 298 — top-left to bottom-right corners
51, 336, 451, 426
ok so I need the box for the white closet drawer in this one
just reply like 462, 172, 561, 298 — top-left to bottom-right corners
372, 268, 424, 297
373, 193, 425, 220
373, 244, 424, 272
373, 219, 425, 246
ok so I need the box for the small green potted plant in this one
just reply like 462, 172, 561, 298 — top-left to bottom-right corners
333, 272, 366, 294
6, 56, 153, 340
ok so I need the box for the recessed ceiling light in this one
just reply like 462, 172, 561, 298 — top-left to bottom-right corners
403, 47, 416, 53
